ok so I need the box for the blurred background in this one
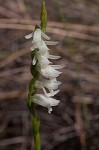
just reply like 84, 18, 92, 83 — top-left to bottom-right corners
0, 0, 99, 150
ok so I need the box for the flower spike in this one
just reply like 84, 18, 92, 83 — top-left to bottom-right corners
26, 27, 64, 112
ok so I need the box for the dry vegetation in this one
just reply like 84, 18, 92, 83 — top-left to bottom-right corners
0, 0, 99, 150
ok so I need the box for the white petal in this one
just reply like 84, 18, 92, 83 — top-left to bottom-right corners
51, 65, 65, 69
34, 94, 60, 113
30, 46, 35, 51
47, 90, 60, 97
48, 107, 53, 114
39, 40, 50, 52
40, 65, 62, 78
39, 49, 49, 57
42, 87, 49, 96
42, 78, 61, 90
41, 31, 50, 40
32, 29, 50, 52
42, 87, 59, 97
36, 52, 51, 67
36, 79, 61, 91
40, 58, 52, 67
33, 28, 41, 42
44, 41, 59, 45
48, 55, 61, 59
48, 97, 60, 106
25, 32, 33, 39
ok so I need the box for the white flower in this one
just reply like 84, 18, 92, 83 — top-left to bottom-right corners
31, 40, 49, 52
25, 28, 64, 113
25, 29, 49, 52
40, 65, 62, 78
25, 28, 58, 52
42, 87, 60, 97
36, 78, 61, 92
25, 28, 50, 40
43, 78, 61, 90
32, 52, 51, 66
35, 51, 52, 66
33, 94, 60, 113
32, 51, 59, 66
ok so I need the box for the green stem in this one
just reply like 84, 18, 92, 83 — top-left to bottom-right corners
30, 60, 40, 150
40, 1, 47, 32
32, 114, 40, 150
34, 133, 41, 150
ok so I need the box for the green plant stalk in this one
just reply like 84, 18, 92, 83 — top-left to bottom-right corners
40, 1, 47, 33
27, 1, 47, 150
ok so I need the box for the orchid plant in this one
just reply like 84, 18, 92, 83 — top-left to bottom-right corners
25, 1, 64, 150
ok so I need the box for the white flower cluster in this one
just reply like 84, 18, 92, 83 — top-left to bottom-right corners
25, 28, 64, 113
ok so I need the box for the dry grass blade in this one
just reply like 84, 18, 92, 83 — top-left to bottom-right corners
0, 91, 21, 100
0, 137, 26, 146
0, 19, 40, 25
0, 67, 27, 78
0, 49, 29, 69
0, 5, 21, 18
47, 27, 99, 43
0, 19, 99, 35
72, 96, 99, 105
0, 22, 34, 30
0, 23, 98, 43
17, 0, 31, 19
75, 104, 87, 150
